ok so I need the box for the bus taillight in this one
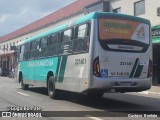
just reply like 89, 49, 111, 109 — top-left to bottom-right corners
93, 56, 101, 77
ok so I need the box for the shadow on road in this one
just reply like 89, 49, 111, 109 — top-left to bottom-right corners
22, 86, 160, 113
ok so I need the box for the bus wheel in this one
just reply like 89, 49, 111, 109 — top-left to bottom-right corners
87, 91, 104, 98
21, 80, 29, 90
48, 76, 56, 99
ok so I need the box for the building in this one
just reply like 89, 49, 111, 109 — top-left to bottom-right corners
110, 0, 160, 26
0, 0, 109, 71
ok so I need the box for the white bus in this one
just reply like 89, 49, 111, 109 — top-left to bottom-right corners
15, 12, 152, 98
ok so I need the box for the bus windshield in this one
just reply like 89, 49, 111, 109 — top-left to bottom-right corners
98, 18, 150, 52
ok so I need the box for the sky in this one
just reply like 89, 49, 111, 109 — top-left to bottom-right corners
0, 0, 76, 36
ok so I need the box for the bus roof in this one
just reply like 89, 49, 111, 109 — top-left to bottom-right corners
19, 12, 150, 46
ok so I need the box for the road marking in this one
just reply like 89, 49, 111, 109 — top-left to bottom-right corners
138, 91, 160, 96
17, 92, 29, 96
148, 92, 160, 96
138, 91, 149, 94
79, 66, 84, 78
89, 117, 103, 120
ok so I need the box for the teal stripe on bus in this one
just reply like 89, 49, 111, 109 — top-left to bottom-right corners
57, 56, 68, 83
55, 57, 61, 82
19, 57, 59, 81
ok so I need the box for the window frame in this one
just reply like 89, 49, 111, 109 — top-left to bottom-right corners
134, 0, 145, 16
40, 36, 48, 48
25, 43, 30, 52
24, 43, 31, 60
30, 41, 37, 50
62, 29, 73, 42
49, 33, 59, 45
19, 45, 25, 61
58, 28, 74, 55
77, 24, 88, 39
18, 21, 91, 60
73, 23, 90, 54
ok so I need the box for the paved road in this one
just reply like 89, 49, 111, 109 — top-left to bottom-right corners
0, 77, 160, 120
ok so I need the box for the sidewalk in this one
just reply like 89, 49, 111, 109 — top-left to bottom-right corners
139, 86, 160, 96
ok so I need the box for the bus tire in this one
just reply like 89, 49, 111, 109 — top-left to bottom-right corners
48, 76, 56, 99
21, 79, 29, 90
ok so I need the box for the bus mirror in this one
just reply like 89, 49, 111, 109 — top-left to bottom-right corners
11, 46, 17, 50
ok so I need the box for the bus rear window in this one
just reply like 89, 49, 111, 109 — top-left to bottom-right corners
99, 18, 150, 45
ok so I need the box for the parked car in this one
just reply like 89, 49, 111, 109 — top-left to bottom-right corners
1, 67, 9, 76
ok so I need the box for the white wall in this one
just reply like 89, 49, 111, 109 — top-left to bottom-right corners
140, 0, 160, 26
110, 0, 160, 26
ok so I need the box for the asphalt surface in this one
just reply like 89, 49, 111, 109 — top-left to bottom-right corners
0, 76, 160, 120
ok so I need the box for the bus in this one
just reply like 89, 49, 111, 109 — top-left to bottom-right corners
15, 12, 152, 98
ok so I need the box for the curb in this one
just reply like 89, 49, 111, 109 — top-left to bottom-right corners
138, 91, 160, 96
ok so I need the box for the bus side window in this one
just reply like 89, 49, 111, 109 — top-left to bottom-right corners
30, 41, 36, 59
23, 43, 30, 60
40, 37, 48, 48
63, 29, 72, 42
59, 29, 73, 55
19, 45, 25, 61
48, 33, 59, 56
73, 23, 90, 53
35, 39, 40, 59
39, 36, 49, 58
50, 33, 58, 45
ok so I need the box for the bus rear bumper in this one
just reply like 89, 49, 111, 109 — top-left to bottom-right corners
89, 77, 152, 92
